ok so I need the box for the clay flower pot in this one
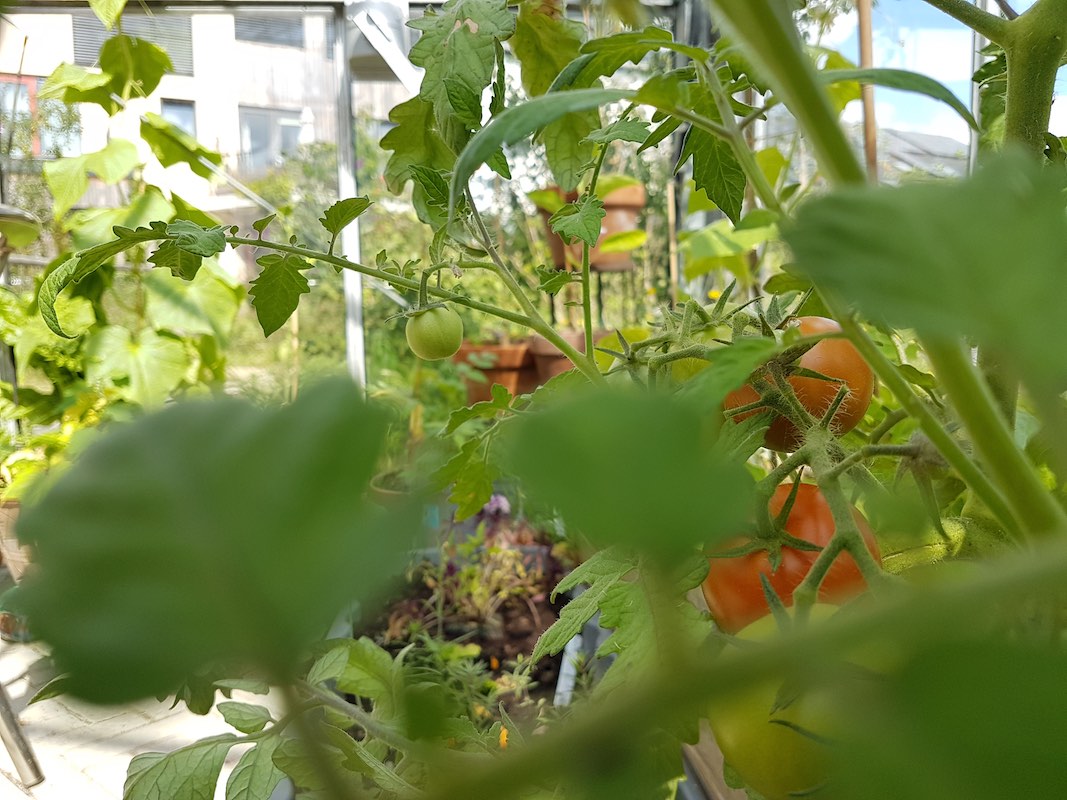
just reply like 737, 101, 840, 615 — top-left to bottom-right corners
529, 330, 601, 383
452, 341, 539, 404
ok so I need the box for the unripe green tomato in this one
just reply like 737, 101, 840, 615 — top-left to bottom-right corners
405, 306, 464, 361
708, 604, 896, 800
670, 325, 729, 383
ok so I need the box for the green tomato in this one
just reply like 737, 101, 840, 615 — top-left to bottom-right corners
707, 605, 871, 800
405, 306, 464, 361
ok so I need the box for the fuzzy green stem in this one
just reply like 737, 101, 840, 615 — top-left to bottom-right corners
465, 194, 605, 384
922, 337, 1067, 538
829, 313, 1021, 538
792, 436, 892, 618
711, 0, 867, 186
919, 0, 1011, 43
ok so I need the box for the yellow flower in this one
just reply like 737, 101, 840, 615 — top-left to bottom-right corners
499, 727, 509, 750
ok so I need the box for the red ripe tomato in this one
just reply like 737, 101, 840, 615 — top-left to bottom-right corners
723, 316, 874, 452
702, 482, 881, 633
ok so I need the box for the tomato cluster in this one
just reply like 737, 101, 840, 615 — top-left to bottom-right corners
702, 482, 881, 634
724, 316, 874, 452
703, 482, 883, 799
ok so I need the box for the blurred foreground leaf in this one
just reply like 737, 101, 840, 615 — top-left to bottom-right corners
785, 151, 1067, 398
503, 389, 753, 560
834, 639, 1067, 800
18, 379, 420, 703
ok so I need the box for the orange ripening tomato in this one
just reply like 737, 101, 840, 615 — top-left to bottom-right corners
702, 482, 881, 634
723, 316, 874, 452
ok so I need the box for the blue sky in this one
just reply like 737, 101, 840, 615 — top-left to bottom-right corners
824, 0, 1057, 144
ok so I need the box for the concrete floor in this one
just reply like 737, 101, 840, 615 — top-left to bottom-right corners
0, 633, 288, 799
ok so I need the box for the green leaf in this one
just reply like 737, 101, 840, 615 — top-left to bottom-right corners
144, 263, 245, 344
680, 218, 777, 281
336, 637, 399, 709
433, 437, 499, 521
252, 215, 275, 235
598, 229, 647, 253
43, 140, 140, 217
835, 640, 1067, 800
677, 90, 746, 224
18, 380, 415, 703
217, 702, 272, 734
168, 220, 227, 258
504, 390, 753, 559
39, 223, 172, 337
249, 253, 311, 337
444, 386, 513, 434
784, 151, 1067, 396
325, 724, 419, 794
408, 0, 516, 129
319, 197, 371, 252
123, 735, 236, 800
147, 241, 202, 281
409, 166, 455, 229
39, 63, 116, 112
543, 110, 601, 191
549, 195, 605, 247
141, 113, 222, 179
84, 326, 191, 406
532, 547, 635, 662
585, 118, 650, 144
635, 70, 694, 109
171, 194, 221, 228
822, 67, 979, 130
225, 736, 285, 800
450, 88, 630, 212
594, 555, 710, 700
578, 28, 700, 83
38, 256, 86, 338
306, 643, 350, 686
100, 35, 172, 100
381, 97, 455, 194
90, 0, 126, 28
512, 0, 585, 96
535, 265, 577, 295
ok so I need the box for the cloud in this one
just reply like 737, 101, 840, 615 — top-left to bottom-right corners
875, 27, 975, 83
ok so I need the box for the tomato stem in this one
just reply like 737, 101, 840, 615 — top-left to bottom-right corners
921, 336, 1067, 537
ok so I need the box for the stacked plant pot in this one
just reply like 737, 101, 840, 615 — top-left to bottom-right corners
452, 341, 540, 404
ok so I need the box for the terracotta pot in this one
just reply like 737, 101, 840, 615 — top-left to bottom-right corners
452, 341, 538, 404
591, 183, 647, 272
0, 501, 33, 584
537, 184, 647, 272
529, 330, 597, 383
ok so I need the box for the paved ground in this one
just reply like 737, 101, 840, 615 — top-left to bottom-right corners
0, 631, 290, 799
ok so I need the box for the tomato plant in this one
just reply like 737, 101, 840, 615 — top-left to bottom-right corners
14, 0, 1067, 798
703, 482, 882, 633
405, 306, 464, 361
724, 317, 875, 451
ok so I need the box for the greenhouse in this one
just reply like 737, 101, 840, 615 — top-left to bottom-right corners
0, 1, 1062, 799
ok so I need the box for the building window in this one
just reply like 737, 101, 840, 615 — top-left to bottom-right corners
0, 75, 81, 160
160, 99, 196, 138
238, 106, 302, 175
73, 12, 194, 77
234, 16, 305, 48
